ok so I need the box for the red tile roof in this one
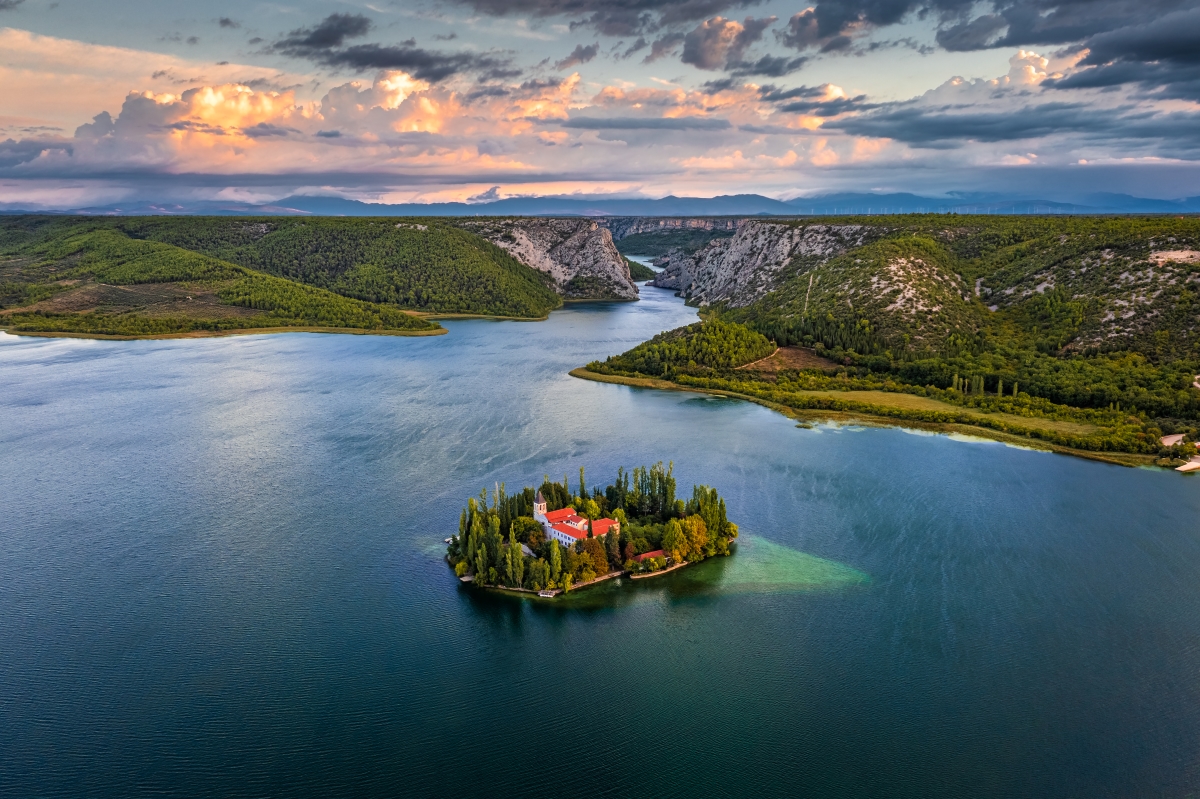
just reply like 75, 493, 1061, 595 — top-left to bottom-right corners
633, 549, 665, 562
543, 507, 577, 524
550, 523, 587, 541
591, 518, 619, 537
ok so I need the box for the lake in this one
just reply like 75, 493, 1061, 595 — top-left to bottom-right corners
3, 277, 1200, 798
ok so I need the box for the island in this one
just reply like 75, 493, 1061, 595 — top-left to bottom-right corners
445, 463, 738, 595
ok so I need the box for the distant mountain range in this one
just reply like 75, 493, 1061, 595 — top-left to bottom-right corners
4, 192, 1199, 217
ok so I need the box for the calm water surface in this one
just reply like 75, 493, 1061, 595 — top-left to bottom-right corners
3, 281, 1200, 798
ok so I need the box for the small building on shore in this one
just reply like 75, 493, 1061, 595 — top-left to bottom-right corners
533, 490, 619, 549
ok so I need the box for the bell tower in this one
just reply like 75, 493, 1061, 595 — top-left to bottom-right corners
533, 490, 547, 521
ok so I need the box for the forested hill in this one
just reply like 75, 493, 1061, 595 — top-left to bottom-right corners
113, 217, 562, 318
590, 215, 1200, 460
0, 216, 563, 325
0, 223, 442, 337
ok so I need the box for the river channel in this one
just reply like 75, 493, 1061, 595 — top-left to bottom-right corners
3, 275, 1200, 797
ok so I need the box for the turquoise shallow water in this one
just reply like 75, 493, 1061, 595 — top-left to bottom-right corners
4, 282, 1200, 797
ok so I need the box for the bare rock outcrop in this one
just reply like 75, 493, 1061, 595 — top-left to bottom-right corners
650, 221, 878, 306
461, 218, 639, 300
599, 217, 742, 242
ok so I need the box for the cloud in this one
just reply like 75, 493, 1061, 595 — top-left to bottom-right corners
770, 0, 1195, 61
935, 14, 1006, 51
1047, 7, 1200, 100
832, 101, 1103, 145
468, 185, 502, 201
0, 136, 71, 168
218, 17, 240, 30
727, 54, 807, 77
555, 43, 599, 70
680, 15, 775, 70
317, 45, 518, 81
0, 0, 24, 9
758, 83, 872, 116
274, 13, 373, 56
561, 115, 732, 129
270, 14, 517, 82
777, 9, 822, 49
443, 0, 765, 36
642, 32, 685, 63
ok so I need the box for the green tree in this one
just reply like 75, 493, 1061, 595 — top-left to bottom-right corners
549, 539, 562, 584
681, 515, 709, 560
582, 537, 609, 576
662, 519, 686, 562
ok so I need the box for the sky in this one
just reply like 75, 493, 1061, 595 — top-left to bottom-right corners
1, 0, 1198, 207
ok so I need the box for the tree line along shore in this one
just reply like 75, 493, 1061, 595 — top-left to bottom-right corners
445, 464, 738, 595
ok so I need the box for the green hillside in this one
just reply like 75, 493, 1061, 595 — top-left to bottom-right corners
615, 229, 734, 257
119, 216, 561, 317
0, 216, 562, 324
588, 215, 1200, 461
0, 223, 441, 337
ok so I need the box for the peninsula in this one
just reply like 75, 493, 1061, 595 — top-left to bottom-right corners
579, 215, 1200, 468
445, 464, 738, 595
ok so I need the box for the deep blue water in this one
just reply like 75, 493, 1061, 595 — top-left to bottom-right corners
4, 282, 1200, 798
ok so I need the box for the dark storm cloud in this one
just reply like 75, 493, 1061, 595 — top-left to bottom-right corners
758, 84, 873, 114
443, 0, 764, 36
318, 44, 516, 81
555, 42, 599, 69
561, 116, 732, 129
934, 14, 1006, 50
679, 15, 775, 70
1048, 7, 1200, 99
641, 32, 685, 62
768, 0, 1198, 61
242, 123, 298, 138
274, 13, 373, 55
832, 101, 1099, 144
827, 100, 1200, 153
271, 14, 517, 82
726, 54, 807, 76
0, 137, 70, 169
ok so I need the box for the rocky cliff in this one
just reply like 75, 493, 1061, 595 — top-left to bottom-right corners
649, 221, 880, 306
599, 217, 742, 242
459, 218, 639, 300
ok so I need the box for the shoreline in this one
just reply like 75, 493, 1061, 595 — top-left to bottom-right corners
569, 367, 1157, 469
630, 561, 690, 579
0, 299, 646, 339
0, 324, 449, 341
466, 568, 628, 599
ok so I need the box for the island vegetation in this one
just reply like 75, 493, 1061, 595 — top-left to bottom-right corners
445, 463, 738, 595
583, 215, 1200, 467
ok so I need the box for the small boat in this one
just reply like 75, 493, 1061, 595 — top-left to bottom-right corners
444, 537, 453, 544
537, 590, 555, 598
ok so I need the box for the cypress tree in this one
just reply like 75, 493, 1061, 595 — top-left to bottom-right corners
549, 540, 562, 583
